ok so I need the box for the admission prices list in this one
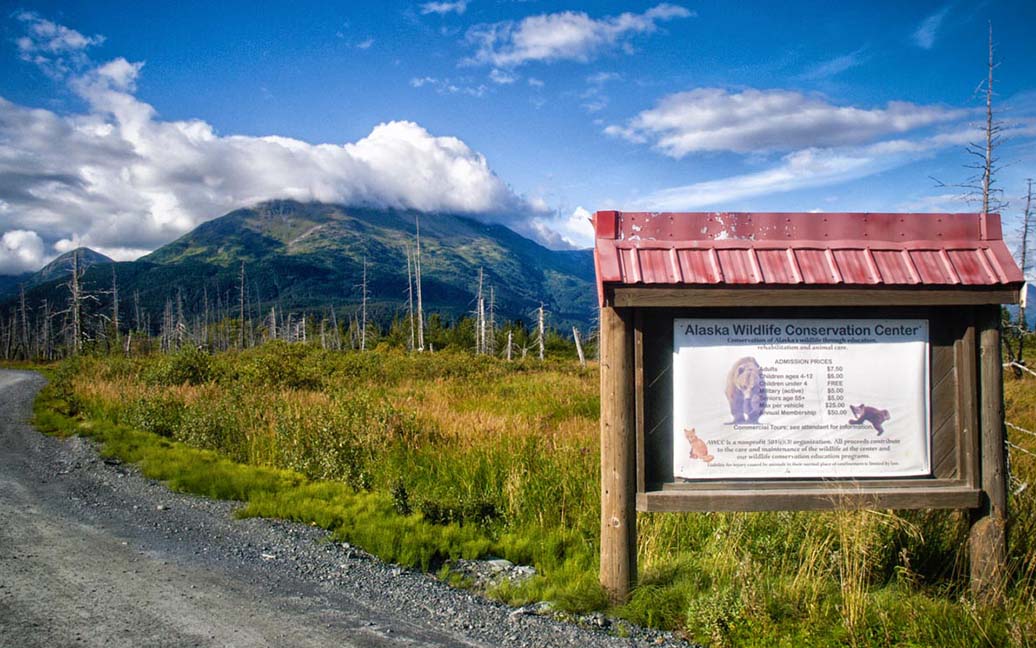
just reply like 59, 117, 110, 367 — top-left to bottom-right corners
673, 318, 930, 480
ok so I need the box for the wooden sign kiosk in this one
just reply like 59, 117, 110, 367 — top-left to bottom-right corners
594, 211, 1022, 603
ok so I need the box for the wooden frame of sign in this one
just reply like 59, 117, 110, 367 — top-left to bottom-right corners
598, 286, 1009, 604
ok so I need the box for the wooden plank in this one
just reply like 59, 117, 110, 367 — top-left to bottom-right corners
599, 306, 636, 604
931, 319, 959, 480
929, 315, 959, 479
634, 310, 645, 494
611, 286, 1020, 308
970, 305, 1008, 602
660, 478, 968, 492
932, 422, 958, 479
931, 369, 957, 431
638, 486, 982, 513
958, 316, 979, 488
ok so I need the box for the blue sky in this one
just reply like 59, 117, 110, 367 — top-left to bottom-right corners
0, 0, 1034, 272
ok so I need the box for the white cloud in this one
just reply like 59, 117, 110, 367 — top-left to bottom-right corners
799, 47, 868, 80
605, 88, 964, 157
0, 230, 46, 274
632, 148, 881, 211
355, 37, 375, 50
527, 77, 544, 88
489, 68, 517, 85
410, 75, 488, 97
0, 25, 537, 271
524, 206, 595, 249
14, 11, 104, 77
629, 126, 987, 212
582, 96, 608, 113
913, 6, 950, 49
896, 193, 972, 212
586, 71, 621, 85
465, 4, 691, 67
420, 1, 469, 16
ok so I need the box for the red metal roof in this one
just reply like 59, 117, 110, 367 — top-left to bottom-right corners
594, 212, 1023, 303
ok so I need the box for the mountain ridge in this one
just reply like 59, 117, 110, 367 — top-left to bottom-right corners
0, 201, 597, 330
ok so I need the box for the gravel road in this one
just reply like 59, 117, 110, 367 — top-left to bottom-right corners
0, 370, 688, 648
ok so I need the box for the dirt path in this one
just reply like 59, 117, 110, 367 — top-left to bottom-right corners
0, 370, 681, 648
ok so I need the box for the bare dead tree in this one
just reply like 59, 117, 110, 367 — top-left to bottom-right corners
133, 289, 141, 333
17, 285, 30, 359
1007, 178, 1036, 374
66, 250, 86, 354
175, 288, 187, 349
405, 245, 415, 352
238, 261, 246, 348
537, 303, 545, 361
1019, 178, 1034, 326
981, 22, 1000, 214
933, 23, 1008, 214
475, 267, 485, 354
110, 265, 120, 352
329, 305, 341, 350
39, 299, 52, 360
573, 326, 586, 367
415, 216, 425, 352
161, 298, 174, 351
360, 256, 368, 352
487, 286, 496, 356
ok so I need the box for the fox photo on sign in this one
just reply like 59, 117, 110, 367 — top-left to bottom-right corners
673, 318, 930, 480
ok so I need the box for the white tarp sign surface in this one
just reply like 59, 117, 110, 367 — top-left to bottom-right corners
672, 318, 930, 480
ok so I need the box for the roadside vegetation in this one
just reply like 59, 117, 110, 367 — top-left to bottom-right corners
27, 341, 1036, 647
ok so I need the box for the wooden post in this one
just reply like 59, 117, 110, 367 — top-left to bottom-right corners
599, 304, 636, 603
573, 326, 586, 367
970, 305, 1008, 602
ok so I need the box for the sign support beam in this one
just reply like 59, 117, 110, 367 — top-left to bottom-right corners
970, 305, 1008, 602
599, 305, 636, 603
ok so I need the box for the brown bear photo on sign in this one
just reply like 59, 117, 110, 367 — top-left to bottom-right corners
725, 356, 767, 424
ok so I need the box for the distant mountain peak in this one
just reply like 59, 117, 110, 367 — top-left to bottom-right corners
37, 248, 113, 282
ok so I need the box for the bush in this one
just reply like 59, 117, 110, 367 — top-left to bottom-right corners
143, 346, 215, 386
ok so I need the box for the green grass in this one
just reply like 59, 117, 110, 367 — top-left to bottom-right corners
29, 342, 1036, 647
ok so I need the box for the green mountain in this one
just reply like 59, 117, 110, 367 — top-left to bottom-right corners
2, 201, 596, 330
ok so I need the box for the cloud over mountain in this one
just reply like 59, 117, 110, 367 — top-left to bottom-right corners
0, 16, 538, 272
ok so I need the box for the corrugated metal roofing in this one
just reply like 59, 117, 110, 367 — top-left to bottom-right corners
593, 212, 1024, 301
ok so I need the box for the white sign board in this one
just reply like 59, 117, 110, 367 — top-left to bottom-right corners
673, 318, 930, 480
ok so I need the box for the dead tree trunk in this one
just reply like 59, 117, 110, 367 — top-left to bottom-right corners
982, 22, 995, 215
68, 251, 83, 355
1016, 178, 1034, 371
360, 256, 368, 352
17, 285, 29, 359
415, 216, 425, 352
406, 245, 415, 352
239, 261, 246, 349
476, 267, 485, 354
537, 303, 545, 361
488, 286, 496, 356
110, 265, 120, 353
574, 326, 586, 367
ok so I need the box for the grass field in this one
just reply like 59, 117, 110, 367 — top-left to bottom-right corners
29, 341, 1036, 647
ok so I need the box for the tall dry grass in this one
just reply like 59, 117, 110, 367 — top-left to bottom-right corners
53, 341, 1036, 647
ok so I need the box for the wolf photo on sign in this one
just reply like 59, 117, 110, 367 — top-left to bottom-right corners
672, 318, 931, 480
